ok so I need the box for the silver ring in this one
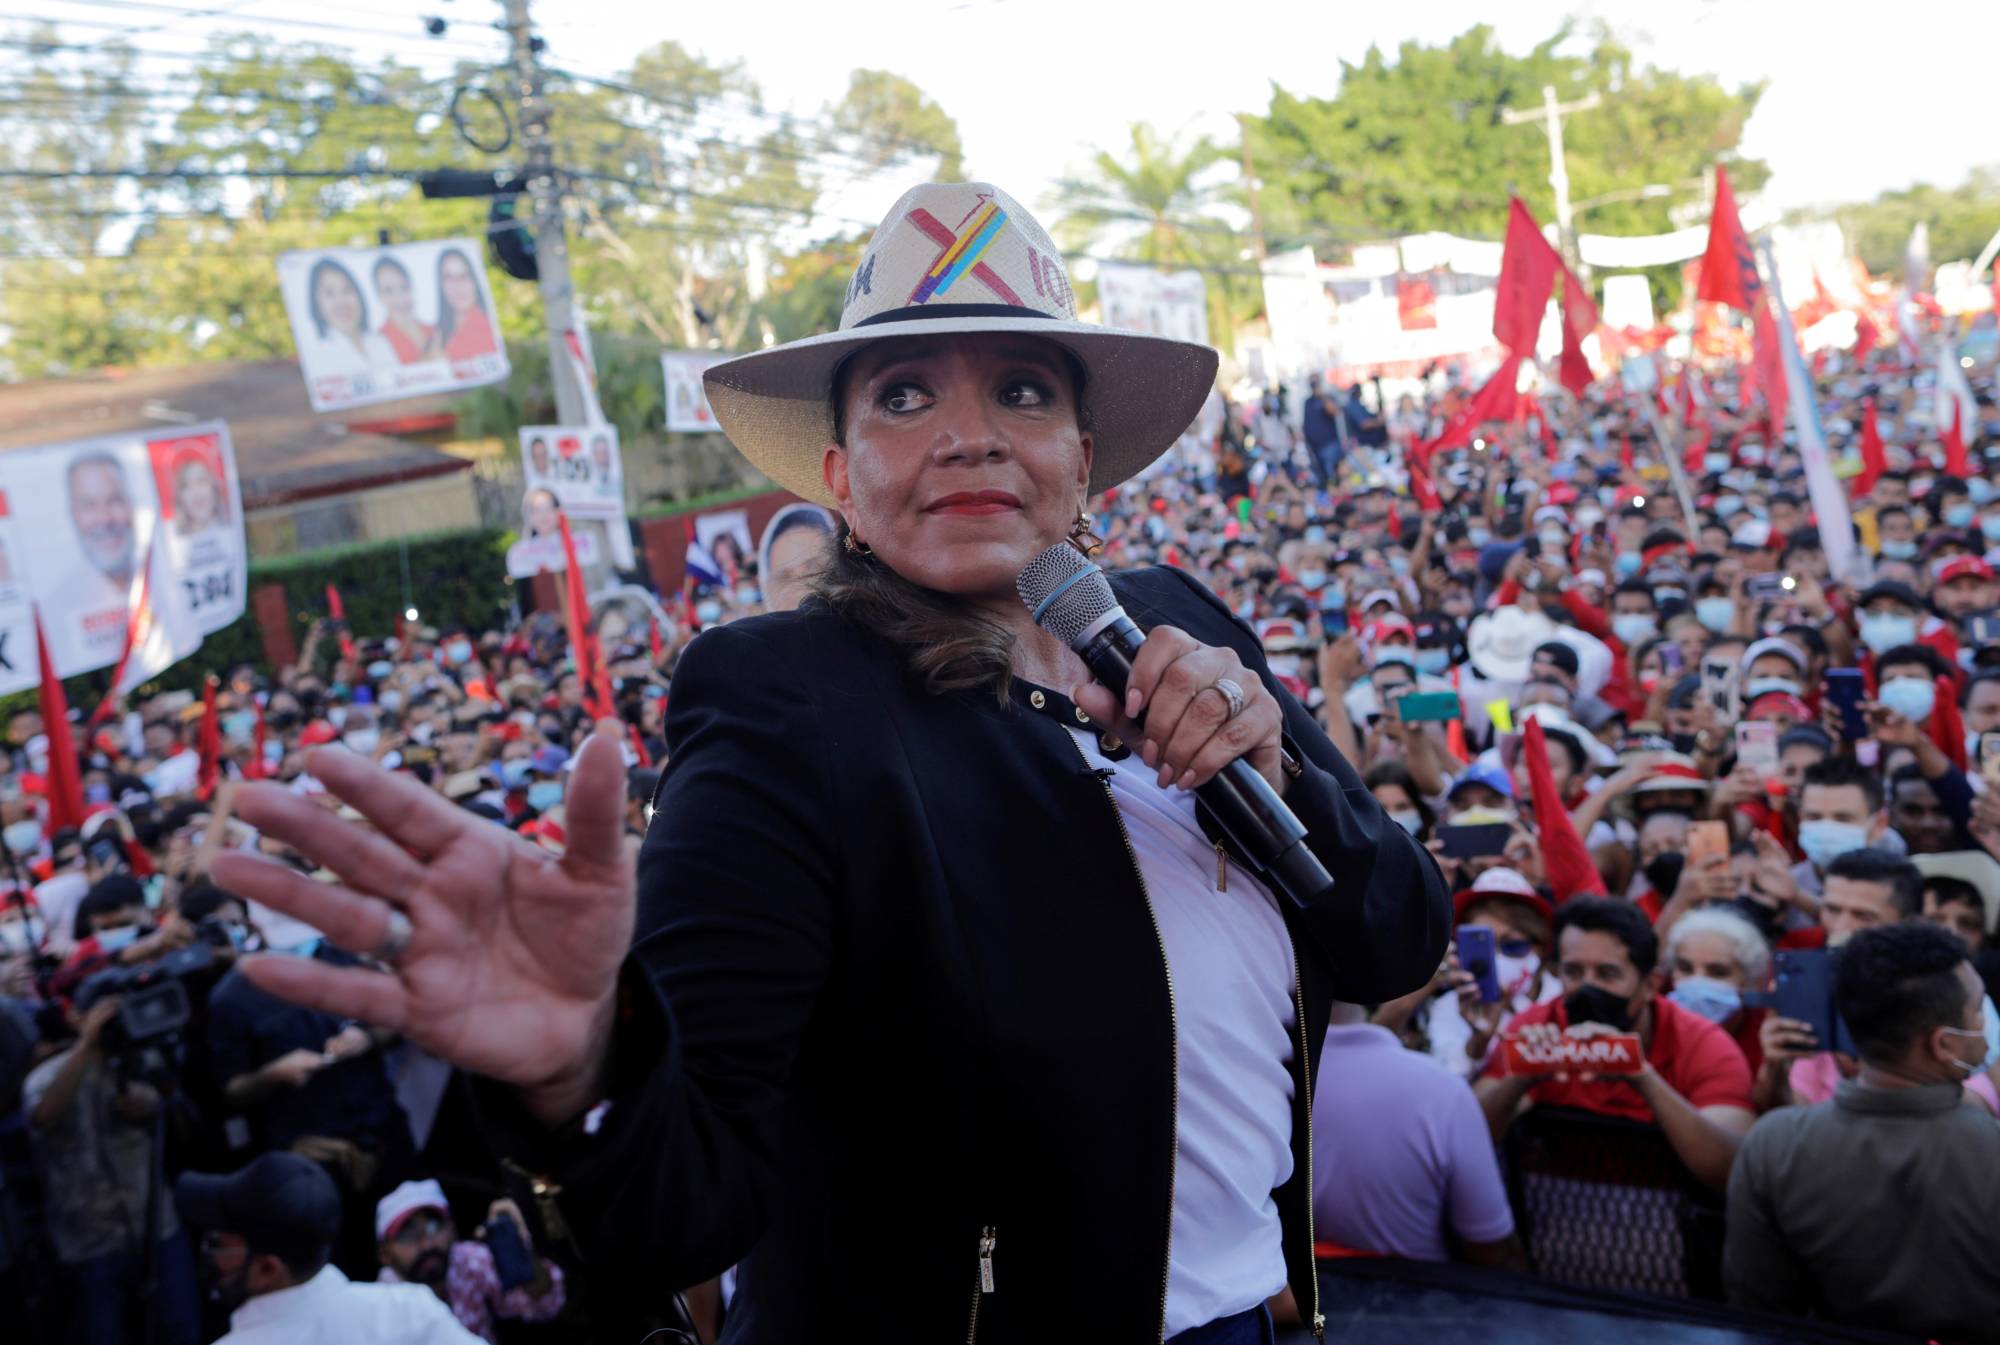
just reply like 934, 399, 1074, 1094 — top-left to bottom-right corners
371, 908, 413, 964
1212, 677, 1247, 720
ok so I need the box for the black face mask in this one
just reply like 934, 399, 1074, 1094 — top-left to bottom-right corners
1565, 983, 1635, 1031
1642, 851, 1685, 897
1730, 893, 1782, 939
1668, 731, 1699, 755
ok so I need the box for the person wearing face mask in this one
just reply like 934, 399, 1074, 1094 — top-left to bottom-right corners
1664, 907, 1771, 1076
1363, 761, 1432, 843
1724, 922, 2000, 1342
1853, 579, 1959, 669
1738, 637, 1808, 704
1418, 870, 1561, 1079
1475, 898, 1755, 1190
1873, 504, 1918, 561
48, 874, 196, 999
177, 1151, 478, 1344
521, 744, 569, 817
1932, 554, 1999, 621
1790, 758, 1896, 900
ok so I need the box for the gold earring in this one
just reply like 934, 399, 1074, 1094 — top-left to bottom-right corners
844, 533, 873, 556
1068, 508, 1103, 556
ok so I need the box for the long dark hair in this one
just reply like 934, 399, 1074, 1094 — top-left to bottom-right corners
306, 258, 367, 339
810, 522, 1016, 701
433, 246, 484, 345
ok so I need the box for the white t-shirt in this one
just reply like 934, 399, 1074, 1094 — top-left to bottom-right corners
1067, 726, 1296, 1336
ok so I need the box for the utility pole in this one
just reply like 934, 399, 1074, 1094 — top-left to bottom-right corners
1501, 85, 1601, 270
500, 0, 589, 428
1237, 113, 1266, 264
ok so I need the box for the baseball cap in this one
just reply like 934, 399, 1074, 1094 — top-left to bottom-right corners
529, 745, 571, 774
175, 1152, 342, 1265
375, 1178, 452, 1242
1935, 555, 1995, 586
1447, 761, 1514, 800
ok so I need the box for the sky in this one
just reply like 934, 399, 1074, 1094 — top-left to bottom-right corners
19, 0, 2000, 241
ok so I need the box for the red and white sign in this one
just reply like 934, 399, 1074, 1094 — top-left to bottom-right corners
1498, 1032, 1645, 1076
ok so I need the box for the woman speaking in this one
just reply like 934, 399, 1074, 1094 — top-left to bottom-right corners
218, 183, 1449, 1344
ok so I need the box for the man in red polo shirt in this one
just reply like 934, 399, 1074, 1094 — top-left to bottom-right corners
1474, 897, 1755, 1189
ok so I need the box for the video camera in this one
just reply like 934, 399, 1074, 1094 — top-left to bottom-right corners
72, 939, 220, 1079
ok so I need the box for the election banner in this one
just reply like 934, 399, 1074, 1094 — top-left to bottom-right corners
0, 423, 234, 691
0, 490, 36, 694
662, 351, 730, 433
276, 238, 510, 413
1497, 1032, 1645, 1076
1096, 263, 1210, 346
520, 425, 624, 519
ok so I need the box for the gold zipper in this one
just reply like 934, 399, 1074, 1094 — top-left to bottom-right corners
965, 1224, 997, 1343
1288, 935, 1326, 1340
1064, 730, 1177, 1342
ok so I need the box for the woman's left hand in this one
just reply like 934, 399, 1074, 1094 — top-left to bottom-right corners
1072, 625, 1287, 795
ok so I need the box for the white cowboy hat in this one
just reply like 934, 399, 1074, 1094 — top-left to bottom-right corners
1912, 851, 2000, 934
1466, 606, 1558, 684
701, 182, 1219, 507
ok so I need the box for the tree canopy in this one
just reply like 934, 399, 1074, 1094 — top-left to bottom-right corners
1832, 167, 2000, 277
1245, 22, 1768, 250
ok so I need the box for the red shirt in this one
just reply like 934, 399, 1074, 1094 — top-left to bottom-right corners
1488, 995, 1754, 1123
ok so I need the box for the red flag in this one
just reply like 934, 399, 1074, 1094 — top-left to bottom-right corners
556, 512, 616, 720
1683, 425, 1712, 479
1944, 397, 1970, 477
1619, 438, 1636, 475
1853, 309, 1880, 360
627, 722, 653, 768
1930, 676, 1969, 773
196, 675, 221, 801
1397, 273, 1439, 330
1406, 447, 1442, 510
33, 608, 85, 837
1855, 398, 1887, 497
1696, 165, 1762, 313
87, 533, 159, 727
648, 618, 665, 663
1556, 266, 1600, 396
245, 698, 268, 782
1749, 303, 1788, 435
324, 584, 358, 663
1494, 198, 1560, 355
1522, 717, 1607, 904
1420, 354, 1526, 456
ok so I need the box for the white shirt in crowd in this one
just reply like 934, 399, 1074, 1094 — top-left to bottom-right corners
216, 1265, 480, 1345
1067, 726, 1297, 1337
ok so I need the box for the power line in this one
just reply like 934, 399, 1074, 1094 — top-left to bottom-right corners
5, 1, 511, 55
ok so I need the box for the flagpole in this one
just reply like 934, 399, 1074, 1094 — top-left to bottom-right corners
1757, 236, 1862, 585
1643, 398, 1701, 539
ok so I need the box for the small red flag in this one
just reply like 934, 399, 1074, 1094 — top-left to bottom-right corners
1855, 398, 1887, 498
245, 698, 268, 782
1697, 165, 1763, 313
1749, 303, 1788, 436
648, 618, 664, 663
1494, 198, 1560, 356
1555, 266, 1600, 396
1853, 309, 1880, 361
1420, 354, 1525, 457
33, 608, 85, 837
1944, 398, 1970, 477
196, 675, 221, 801
557, 512, 616, 720
1929, 676, 1969, 773
627, 722, 653, 768
324, 584, 358, 663
1522, 717, 1607, 904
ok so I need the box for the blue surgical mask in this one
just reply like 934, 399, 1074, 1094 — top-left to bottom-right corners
1614, 551, 1643, 578
1859, 612, 1919, 653
1981, 515, 2000, 542
1303, 526, 1327, 545
1669, 976, 1743, 1025
367, 660, 394, 680
1297, 569, 1327, 591
1414, 648, 1450, 675
1322, 582, 1346, 607
499, 759, 531, 790
2, 819, 41, 856
1468, 526, 1492, 547
443, 641, 473, 666
696, 601, 723, 624
1612, 613, 1657, 645
378, 690, 403, 713
96, 925, 141, 953
1946, 503, 1976, 528
1745, 677, 1801, 700
1388, 809, 1423, 836
1695, 596, 1735, 633
1971, 479, 1996, 506
222, 709, 256, 743
1715, 496, 1743, 518
1389, 554, 1411, 576
1878, 676, 1936, 724
1703, 453, 1732, 475
1798, 818, 1871, 871
1879, 539, 1918, 560
526, 780, 564, 812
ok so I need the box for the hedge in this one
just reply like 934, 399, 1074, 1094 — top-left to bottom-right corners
4, 527, 515, 720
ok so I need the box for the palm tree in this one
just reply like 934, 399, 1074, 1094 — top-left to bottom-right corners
1051, 123, 1251, 348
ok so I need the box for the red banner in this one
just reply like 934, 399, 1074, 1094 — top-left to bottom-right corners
1396, 273, 1439, 330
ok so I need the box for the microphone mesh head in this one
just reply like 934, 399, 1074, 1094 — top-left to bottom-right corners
1016, 544, 1119, 647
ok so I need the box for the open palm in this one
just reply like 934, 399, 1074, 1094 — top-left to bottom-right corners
213, 729, 634, 1110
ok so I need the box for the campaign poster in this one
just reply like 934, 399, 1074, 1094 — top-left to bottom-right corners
143, 428, 247, 635
1096, 263, 1210, 346
519, 425, 624, 519
506, 482, 603, 579
661, 351, 730, 433
0, 489, 39, 695
277, 239, 511, 413
693, 509, 753, 584
1, 426, 215, 683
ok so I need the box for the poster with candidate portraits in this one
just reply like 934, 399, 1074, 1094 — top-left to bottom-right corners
0, 422, 237, 689
661, 351, 729, 433
277, 238, 511, 413
519, 425, 624, 519
0, 490, 38, 695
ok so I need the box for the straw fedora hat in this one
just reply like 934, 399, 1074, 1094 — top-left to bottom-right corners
702, 181, 1219, 507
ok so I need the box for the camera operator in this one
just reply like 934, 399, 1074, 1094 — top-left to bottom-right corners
48, 874, 194, 1000
22, 991, 201, 1344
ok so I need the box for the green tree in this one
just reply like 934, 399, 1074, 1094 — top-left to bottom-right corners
1247, 23, 1767, 250
1833, 167, 2000, 277
1051, 122, 1253, 348
827, 69, 964, 180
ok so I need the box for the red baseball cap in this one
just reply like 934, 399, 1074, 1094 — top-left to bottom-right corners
299, 721, 339, 747
1935, 555, 1995, 586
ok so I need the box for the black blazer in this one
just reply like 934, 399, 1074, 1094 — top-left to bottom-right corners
481, 566, 1449, 1342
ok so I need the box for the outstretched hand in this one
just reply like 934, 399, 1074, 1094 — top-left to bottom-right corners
214, 726, 636, 1124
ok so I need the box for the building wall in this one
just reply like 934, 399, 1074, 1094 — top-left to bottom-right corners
245, 469, 480, 557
